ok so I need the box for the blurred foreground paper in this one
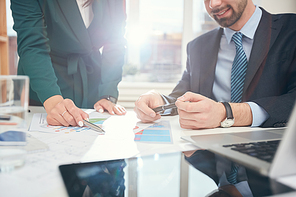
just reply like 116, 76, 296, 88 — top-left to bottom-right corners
81, 111, 140, 162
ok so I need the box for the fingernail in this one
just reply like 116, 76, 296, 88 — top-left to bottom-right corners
150, 113, 156, 117
111, 111, 114, 115
86, 118, 89, 121
99, 109, 104, 113
78, 121, 84, 127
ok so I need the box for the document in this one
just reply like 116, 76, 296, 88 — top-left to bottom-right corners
29, 110, 111, 134
134, 120, 173, 143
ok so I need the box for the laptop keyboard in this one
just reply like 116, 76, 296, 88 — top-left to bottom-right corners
223, 140, 281, 163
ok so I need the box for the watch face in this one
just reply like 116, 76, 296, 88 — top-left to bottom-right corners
221, 119, 235, 128
107, 96, 117, 104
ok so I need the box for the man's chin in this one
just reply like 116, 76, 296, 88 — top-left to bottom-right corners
214, 17, 238, 28
214, 18, 230, 28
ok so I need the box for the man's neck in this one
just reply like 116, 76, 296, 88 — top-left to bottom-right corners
229, 1, 256, 31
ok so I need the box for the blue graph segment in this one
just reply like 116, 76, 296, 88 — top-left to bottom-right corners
134, 135, 171, 142
142, 129, 170, 135
148, 123, 165, 128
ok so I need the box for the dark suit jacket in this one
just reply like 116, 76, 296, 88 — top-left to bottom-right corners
11, 0, 126, 108
164, 8, 296, 127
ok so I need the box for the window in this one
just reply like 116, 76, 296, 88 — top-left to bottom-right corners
125, 0, 184, 83
124, 0, 219, 83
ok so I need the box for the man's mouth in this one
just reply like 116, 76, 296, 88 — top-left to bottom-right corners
213, 7, 231, 18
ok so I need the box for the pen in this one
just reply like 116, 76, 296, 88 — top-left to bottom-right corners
83, 119, 105, 134
152, 103, 177, 113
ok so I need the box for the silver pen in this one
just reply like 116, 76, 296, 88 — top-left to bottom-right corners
83, 119, 105, 134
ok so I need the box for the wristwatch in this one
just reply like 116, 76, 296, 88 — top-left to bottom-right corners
101, 95, 117, 104
220, 102, 235, 128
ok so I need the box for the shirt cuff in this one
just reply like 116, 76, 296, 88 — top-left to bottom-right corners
246, 102, 269, 127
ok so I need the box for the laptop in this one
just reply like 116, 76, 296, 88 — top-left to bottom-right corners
181, 103, 296, 178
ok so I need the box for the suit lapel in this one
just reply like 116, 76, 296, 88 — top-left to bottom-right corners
88, 0, 103, 31
199, 28, 223, 98
242, 8, 282, 100
56, 0, 92, 50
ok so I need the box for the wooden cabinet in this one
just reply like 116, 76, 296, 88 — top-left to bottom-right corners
0, 0, 9, 75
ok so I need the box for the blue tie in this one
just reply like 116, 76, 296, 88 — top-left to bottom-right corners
227, 163, 239, 184
230, 32, 248, 103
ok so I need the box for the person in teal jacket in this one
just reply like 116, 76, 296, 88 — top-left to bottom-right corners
11, 0, 127, 127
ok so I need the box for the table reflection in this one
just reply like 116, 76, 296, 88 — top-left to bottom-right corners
59, 151, 294, 197
185, 150, 292, 197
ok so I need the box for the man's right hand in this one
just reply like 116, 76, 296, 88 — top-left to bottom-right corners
134, 90, 164, 122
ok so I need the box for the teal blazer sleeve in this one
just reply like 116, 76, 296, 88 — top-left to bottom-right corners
11, 0, 62, 104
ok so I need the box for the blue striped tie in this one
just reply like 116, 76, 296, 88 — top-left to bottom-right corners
227, 163, 239, 184
231, 32, 248, 103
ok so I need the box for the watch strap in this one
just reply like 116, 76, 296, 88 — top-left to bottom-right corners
100, 95, 117, 104
221, 102, 234, 119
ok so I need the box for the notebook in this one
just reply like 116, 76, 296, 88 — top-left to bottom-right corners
181, 103, 296, 178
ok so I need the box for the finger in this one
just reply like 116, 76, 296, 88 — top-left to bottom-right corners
179, 111, 218, 129
135, 99, 157, 118
176, 97, 212, 113
175, 100, 201, 113
63, 99, 84, 127
178, 110, 200, 122
95, 105, 104, 113
46, 114, 66, 126
116, 105, 127, 114
136, 110, 161, 123
178, 107, 212, 123
113, 105, 126, 115
94, 100, 108, 113
179, 118, 202, 129
134, 105, 161, 122
49, 105, 71, 126
80, 110, 89, 121
177, 92, 206, 102
48, 119, 61, 126
100, 103, 115, 115
106, 108, 115, 115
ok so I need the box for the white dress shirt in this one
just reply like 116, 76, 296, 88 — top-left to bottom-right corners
76, 0, 94, 28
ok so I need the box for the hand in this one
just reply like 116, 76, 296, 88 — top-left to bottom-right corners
175, 92, 225, 129
94, 99, 126, 115
134, 90, 164, 122
44, 95, 89, 127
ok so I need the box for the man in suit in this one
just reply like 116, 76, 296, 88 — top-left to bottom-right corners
134, 0, 296, 129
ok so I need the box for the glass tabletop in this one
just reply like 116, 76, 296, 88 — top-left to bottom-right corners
59, 150, 294, 197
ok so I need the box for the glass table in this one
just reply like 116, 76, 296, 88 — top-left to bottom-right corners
59, 150, 295, 197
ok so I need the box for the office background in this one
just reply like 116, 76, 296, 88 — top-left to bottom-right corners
4, 0, 296, 109
1, 1, 296, 196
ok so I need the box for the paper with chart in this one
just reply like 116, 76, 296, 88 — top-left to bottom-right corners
133, 120, 173, 143
29, 110, 110, 134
